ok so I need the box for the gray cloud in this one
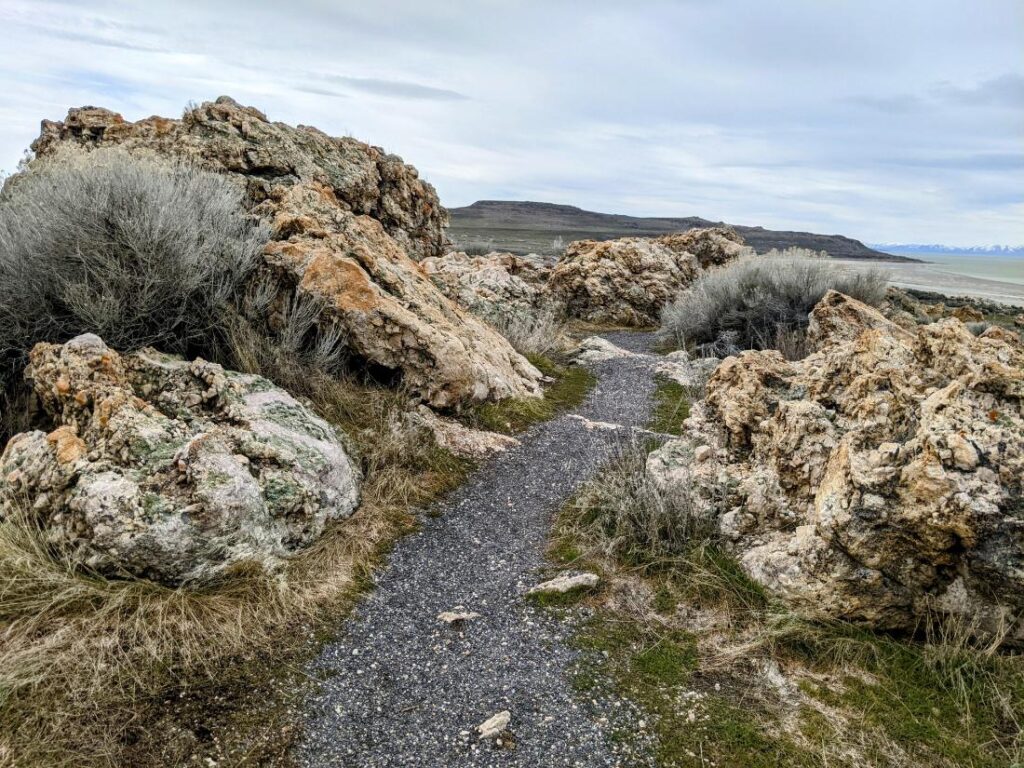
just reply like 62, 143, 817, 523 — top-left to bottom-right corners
1, 0, 1022, 245
931, 73, 1024, 107
882, 152, 1024, 171
848, 94, 927, 114
33, 26, 169, 53
321, 75, 468, 101
294, 85, 349, 99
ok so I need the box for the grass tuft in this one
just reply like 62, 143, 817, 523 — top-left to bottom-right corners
648, 378, 691, 435
463, 354, 595, 434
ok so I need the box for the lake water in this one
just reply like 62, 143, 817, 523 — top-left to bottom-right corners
833, 252, 1024, 307
899, 252, 1024, 287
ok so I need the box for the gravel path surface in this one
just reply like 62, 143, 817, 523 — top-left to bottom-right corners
295, 332, 660, 767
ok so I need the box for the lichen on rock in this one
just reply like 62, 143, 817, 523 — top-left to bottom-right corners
0, 334, 361, 585
420, 250, 551, 325
649, 291, 1024, 640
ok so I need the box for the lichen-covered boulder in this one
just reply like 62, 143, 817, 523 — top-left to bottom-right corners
649, 292, 1024, 640
0, 334, 361, 585
548, 227, 748, 326
28, 97, 542, 408
420, 251, 551, 324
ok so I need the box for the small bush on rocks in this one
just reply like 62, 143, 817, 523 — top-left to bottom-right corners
661, 254, 887, 357
565, 443, 717, 567
481, 305, 568, 358
0, 146, 269, 400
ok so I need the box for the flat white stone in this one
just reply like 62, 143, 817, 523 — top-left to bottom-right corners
527, 572, 600, 595
476, 710, 511, 739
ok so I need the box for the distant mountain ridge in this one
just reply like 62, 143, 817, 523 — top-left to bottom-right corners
871, 243, 1024, 256
449, 200, 917, 262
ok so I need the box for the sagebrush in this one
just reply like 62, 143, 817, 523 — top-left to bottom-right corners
0, 146, 268, 399
563, 441, 717, 566
661, 254, 888, 357
480, 304, 568, 357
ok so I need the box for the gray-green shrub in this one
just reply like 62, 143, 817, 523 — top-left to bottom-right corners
0, 147, 269, 398
479, 305, 567, 357
661, 254, 888, 357
567, 442, 716, 565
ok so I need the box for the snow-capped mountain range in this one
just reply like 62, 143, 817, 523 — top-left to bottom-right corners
871, 243, 1024, 255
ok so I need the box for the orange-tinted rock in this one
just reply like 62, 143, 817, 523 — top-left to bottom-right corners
31, 97, 542, 407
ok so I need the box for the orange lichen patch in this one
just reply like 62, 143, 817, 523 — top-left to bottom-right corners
264, 240, 316, 269
55, 375, 71, 395
150, 116, 175, 135
311, 183, 340, 206
301, 253, 379, 313
47, 426, 86, 465
273, 213, 326, 239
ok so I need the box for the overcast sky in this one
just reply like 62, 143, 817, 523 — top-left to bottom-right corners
2, 0, 1022, 246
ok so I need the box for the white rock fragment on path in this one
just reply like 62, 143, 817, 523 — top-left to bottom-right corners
567, 414, 624, 431
437, 608, 481, 625
405, 406, 519, 459
476, 710, 511, 739
527, 572, 600, 595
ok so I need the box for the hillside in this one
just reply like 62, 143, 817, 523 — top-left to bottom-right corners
449, 200, 917, 261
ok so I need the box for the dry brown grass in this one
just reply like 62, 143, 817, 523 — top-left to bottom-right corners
0, 318, 473, 767
479, 304, 570, 358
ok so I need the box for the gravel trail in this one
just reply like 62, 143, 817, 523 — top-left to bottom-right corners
295, 332, 660, 767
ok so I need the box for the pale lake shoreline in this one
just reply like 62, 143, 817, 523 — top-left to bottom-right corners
834, 256, 1024, 308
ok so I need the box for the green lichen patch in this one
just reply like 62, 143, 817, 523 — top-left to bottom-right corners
260, 400, 336, 443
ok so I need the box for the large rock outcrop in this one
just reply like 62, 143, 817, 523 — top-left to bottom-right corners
548, 227, 748, 326
420, 251, 551, 324
29, 97, 542, 408
0, 334, 361, 585
649, 292, 1024, 638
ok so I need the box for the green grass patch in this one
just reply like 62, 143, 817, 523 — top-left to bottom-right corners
681, 544, 770, 616
648, 377, 690, 435
575, 616, 697, 687
547, 537, 584, 566
780, 620, 1024, 767
463, 354, 596, 434
526, 583, 597, 608
572, 615, 819, 767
